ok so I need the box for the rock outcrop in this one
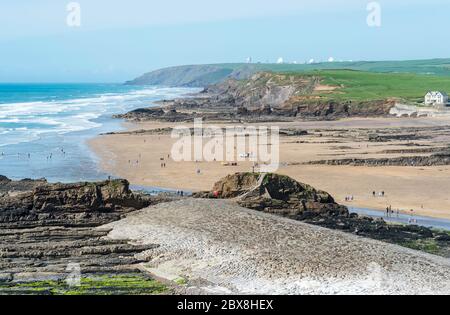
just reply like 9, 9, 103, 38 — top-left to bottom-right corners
307, 152, 450, 167
0, 176, 178, 290
194, 173, 348, 218
0, 177, 152, 228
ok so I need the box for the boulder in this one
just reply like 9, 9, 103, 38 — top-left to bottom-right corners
0, 175, 11, 182
194, 173, 348, 218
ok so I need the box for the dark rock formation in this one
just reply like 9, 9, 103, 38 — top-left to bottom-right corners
0, 177, 152, 229
369, 133, 431, 142
0, 177, 47, 196
0, 176, 178, 288
194, 173, 347, 218
307, 152, 450, 167
0, 175, 10, 182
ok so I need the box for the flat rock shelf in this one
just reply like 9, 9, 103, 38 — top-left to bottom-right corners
104, 199, 450, 295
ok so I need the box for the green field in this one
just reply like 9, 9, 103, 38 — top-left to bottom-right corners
213, 58, 450, 77
298, 70, 450, 102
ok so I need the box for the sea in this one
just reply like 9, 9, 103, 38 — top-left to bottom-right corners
0, 83, 198, 183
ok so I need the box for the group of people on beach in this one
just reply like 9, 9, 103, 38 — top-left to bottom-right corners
160, 154, 170, 168
385, 206, 421, 225
344, 190, 387, 202
1, 148, 67, 162
128, 159, 140, 166
344, 195, 354, 202
385, 205, 400, 218
373, 191, 385, 197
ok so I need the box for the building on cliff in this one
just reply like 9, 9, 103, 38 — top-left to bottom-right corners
425, 91, 449, 107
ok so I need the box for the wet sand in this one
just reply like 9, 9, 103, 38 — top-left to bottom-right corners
89, 117, 450, 220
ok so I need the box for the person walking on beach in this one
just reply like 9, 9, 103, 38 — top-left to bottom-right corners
372, 191, 376, 197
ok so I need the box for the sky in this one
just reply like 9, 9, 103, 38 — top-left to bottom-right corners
0, 0, 449, 83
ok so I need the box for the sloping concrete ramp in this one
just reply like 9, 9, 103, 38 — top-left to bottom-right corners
103, 199, 450, 295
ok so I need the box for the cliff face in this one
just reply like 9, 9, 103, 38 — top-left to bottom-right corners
0, 177, 175, 290
204, 72, 320, 110
120, 71, 395, 121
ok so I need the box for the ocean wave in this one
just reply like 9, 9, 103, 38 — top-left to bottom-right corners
0, 86, 197, 147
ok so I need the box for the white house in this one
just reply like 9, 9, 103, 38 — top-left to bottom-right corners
425, 91, 449, 106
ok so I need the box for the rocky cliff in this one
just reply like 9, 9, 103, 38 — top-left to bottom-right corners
0, 176, 177, 291
119, 72, 395, 122
0, 176, 152, 228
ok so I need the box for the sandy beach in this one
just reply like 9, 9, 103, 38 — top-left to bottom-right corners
89, 117, 450, 220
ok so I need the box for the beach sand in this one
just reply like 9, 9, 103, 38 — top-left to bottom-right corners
89, 118, 450, 220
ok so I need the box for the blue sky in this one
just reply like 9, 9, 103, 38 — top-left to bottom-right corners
0, 0, 449, 82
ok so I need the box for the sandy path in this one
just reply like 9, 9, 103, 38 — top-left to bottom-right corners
103, 199, 450, 295
89, 118, 450, 219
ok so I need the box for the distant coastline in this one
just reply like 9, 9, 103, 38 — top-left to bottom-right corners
125, 58, 450, 87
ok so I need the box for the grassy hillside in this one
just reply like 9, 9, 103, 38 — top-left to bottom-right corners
211, 59, 450, 76
126, 58, 450, 87
300, 70, 450, 102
